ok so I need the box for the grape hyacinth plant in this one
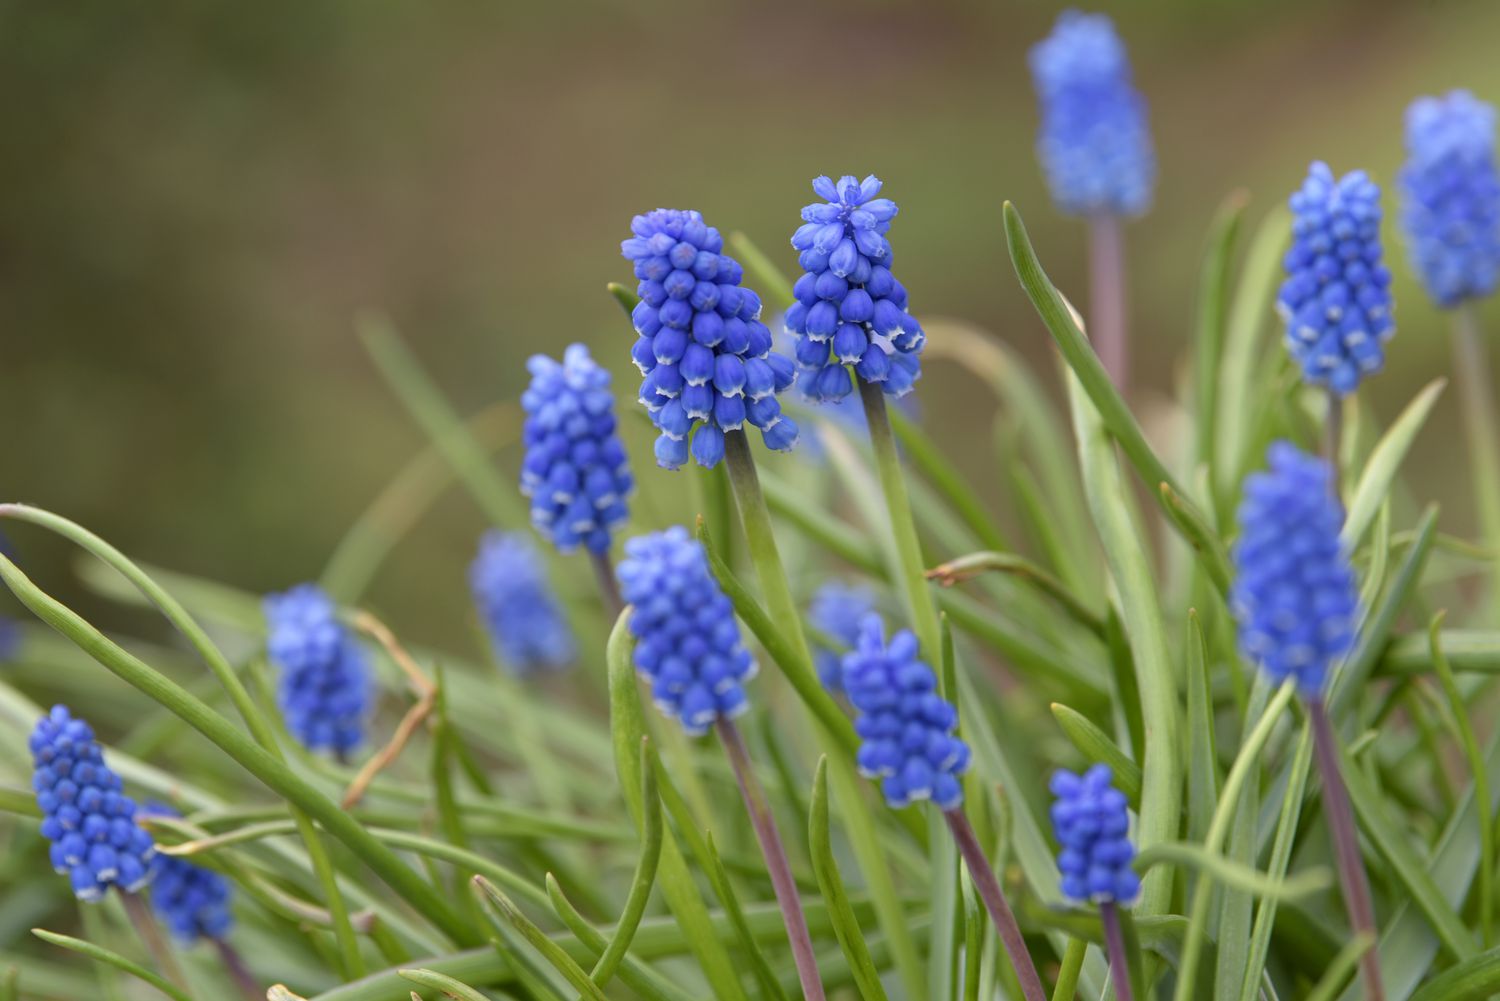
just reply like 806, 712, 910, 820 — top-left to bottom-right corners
1232, 442, 1382, 1001
1051, 765, 1139, 1001
843, 615, 1046, 1001
620, 209, 799, 470
8, 10, 1500, 1001
1030, 9, 1155, 390
785, 175, 924, 402
264, 583, 373, 757
470, 530, 575, 675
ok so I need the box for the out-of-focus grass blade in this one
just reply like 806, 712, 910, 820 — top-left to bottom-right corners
1408, 947, 1500, 1001
699, 833, 793, 1001
729, 231, 796, 311
31, 929, 192, 1001
1133, 842, 1330, 900
472, 877, 608, 1000
1336, 725, 1500, 1001
1342, 379, 1446, 549
1159, 482, 1233, 597
1185, 611, 1220, 847
1304, 933, 1376, 1001
587, 737, 662, 988
1213, 207, 1291, 515
1004, 201, 1220, 554
808, 758, 890, 1001
927, 551, 1104, 637
607, 611, 750, 1001
1336, 738, 1479, 962
890, 408, 1010, 552
1237, 717, 1310, 1001
1050, 703, 1142, 806
1066, 371, 1183, 919
1193, 191, 1251, 468
397, 967, 491, 1001
1379, 630, 1500, 676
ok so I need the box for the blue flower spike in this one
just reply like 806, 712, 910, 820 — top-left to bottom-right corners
1231, 442, 1358, 696
264, 584, 373, 756
1399, 90, 1500, 309
1278, 162, 1396, 395
520, 343, 633, 553
616, 527, 757, 736
470, 531, 576, 674
30, 705, 157, 901
1029, 10, 1155, 218
809, 581, 877, 692
138, 803, 234, 943
841, 614, 970, 810
1049, 764, 1140, 904
785, 175, 924, 402
620, 210, 799, 469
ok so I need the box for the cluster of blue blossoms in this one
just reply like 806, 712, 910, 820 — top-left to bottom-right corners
809, 581, 877, 692
1277, 162, 1396, 395
1399, 90, 1500, 309
616, 527, 756, 736
139, 803, 234, 943
841, 615, 970, 810
785, 176, 924, 402
1049, 765, 1140, 903
470, 531, 575, 674
30, 705, 156, 901
1028, 10, 1155, 217
520, 344, 632, 553
620, 209, 798, 470
1230, 442, 1358, 695
264, 584, 373, 755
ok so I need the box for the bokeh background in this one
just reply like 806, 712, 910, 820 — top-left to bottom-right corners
2, 0, 1495, 646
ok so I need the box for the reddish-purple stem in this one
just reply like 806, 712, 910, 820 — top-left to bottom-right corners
944, 808, 1048, 1001
1100, 901, 1135, 1001
1088, 214, 1129, 393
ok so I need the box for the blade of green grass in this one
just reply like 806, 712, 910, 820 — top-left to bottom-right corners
1408, 946, 1500, 1001
31, 929, 192, 1001
1133, 842, 1330, 900
1342, 379, 1446, 549
398, 967, 491, 1001
472, 878, 608, 1001
1193, 191, 1251, 469
1049, 703, 1142, 806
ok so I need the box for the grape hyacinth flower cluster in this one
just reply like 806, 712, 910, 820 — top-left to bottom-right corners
520, 344, 633, 553
1231, 442, 1358, 695
785, 175, 924, 402
264, 584, 373, 755
842, 615, 970, 810
470, 531, 575, 674
1049, 764, 1140, 904
809, 581, 876, 692
30, 706, 156, 901
1277, 162, 1396, 395
139, 804, 234, 943
1028, 11, 1155, 217
620, 209, 799, 470
1399, 91, 1500, 308
616, 527, 756, 735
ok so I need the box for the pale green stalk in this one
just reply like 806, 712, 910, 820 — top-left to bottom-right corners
1453, 304, 1500, 617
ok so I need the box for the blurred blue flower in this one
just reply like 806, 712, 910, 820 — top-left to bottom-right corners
621, 210, 799, 469
470, 531, 575, 674
264, 584, 372, 755
1399, 90, 1500, 308
139, 803, 234, 943
1278, 162, 1395, 395
809, 581, 876, 691
616, 527, 756, 736
0, 617, 18, 661
1029, 10, 1155, 217
841, 615, 969, 810
785, 175, 923, 402
1231, 442, 1357, 695
1049, 764, 1139, 904
30, 705, 156, 901
521, 344, 633, 554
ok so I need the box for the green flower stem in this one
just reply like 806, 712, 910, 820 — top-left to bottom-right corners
717, 719, 826, 1001
1309, 696, 1385, 1001
1453, 304, 1500, 616
0, 503, 367, 977
1099, 903, 1134, 1001
1088, 215, 1129, 392
0, 552, 478, 948
119, 891, 189, 995
943, 809, 1047, 1001
720, 429, 927, 1000
1051, 937, 1088, 1001
856, 379, 942, 660
216, 939, 263, 1001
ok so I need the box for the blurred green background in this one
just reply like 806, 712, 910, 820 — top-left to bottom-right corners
2, 0, 1495, 646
